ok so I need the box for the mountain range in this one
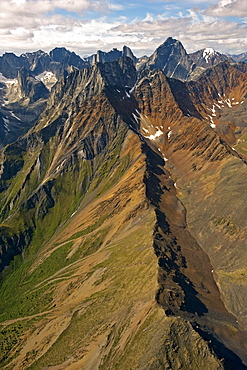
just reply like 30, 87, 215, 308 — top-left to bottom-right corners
0, 37, 247, 369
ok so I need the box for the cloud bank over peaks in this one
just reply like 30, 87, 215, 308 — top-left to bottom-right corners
0, 0, 246, 57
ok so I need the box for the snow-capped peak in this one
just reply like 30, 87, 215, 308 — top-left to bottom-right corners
203, 48, 215, 63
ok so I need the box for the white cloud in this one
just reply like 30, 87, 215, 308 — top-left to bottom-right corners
110, 15, 247, 55
205, 0, 247, 17
0, 0, 246, 57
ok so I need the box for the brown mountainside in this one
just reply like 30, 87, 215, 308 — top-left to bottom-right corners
0, 58, 247, 369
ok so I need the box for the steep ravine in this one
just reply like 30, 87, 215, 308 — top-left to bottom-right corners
141, 140, 247, 368
105, 65, 247, 367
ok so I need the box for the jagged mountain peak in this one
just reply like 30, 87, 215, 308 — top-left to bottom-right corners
90, 45, 137, 66
122, 45, 137, 62
21, 50, 49, 58
31, 56, 137, 138
158, 37, 186, 51
49, 47, 73, 61
137, 37, 196, 81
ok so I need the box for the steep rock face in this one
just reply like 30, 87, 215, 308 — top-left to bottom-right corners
0, 53, 29, 79
123, 45, 137, 63
22, 50, 56, 76
49, 47, 89, 74
17, 68, 50, 104
0, 67, 50, 149
186, 62, 247, 114
90, 46, 137, 66
137, 37, 196, 81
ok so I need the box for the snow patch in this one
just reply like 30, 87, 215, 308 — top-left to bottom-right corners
10, 111, 21, 121
144, 129, 163, 141
203, 48, 215, 63
0, 73, 8, 83
226, 99, 232, 108
142, 127, 149, 133
2, 117, 10, 131
170, 61, 180, 78
132, 113, 139, 123
6, 79, 18, 85
36, 71, 55, 82
216, 94, 242, 109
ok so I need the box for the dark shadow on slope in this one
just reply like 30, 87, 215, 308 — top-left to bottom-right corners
141, 140, 247, 368
167, 77, 203, 119
191, 323, 247, 370
154, 216, 208, 318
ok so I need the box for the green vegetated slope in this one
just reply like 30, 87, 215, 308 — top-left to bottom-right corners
0, 58, 247, 369
0, 123, 221, 369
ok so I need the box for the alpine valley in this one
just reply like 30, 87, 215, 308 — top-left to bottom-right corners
0, 37, 247, 369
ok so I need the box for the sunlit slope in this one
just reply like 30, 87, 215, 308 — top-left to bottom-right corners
1, 58, 247, 369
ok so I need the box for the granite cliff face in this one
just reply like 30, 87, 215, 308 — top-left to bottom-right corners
137, 37, 196, 81
90, 45, 137, 65
0, 41, 247, 369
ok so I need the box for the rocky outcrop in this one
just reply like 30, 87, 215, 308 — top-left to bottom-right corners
0, 52, 29, 79
90, 45, 137, 66
17, 68, 50, 103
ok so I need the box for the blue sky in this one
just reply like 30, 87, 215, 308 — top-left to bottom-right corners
0, 0, 247, 57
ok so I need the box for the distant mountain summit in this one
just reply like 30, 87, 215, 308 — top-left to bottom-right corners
0, 38, 245, 85
231, 52, 247, 63
189, 47, 235, 68
0, 38, 246, 150
137, 37, 196, 81
90, 45, 137, 65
